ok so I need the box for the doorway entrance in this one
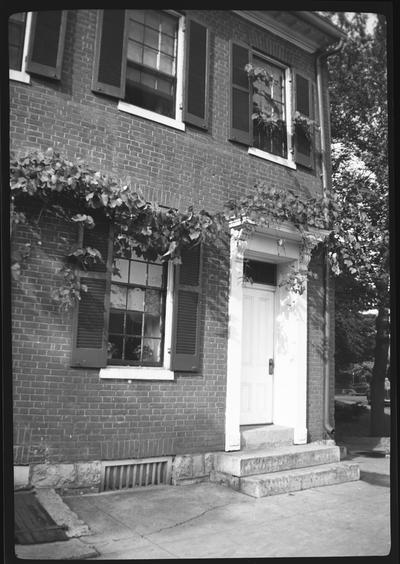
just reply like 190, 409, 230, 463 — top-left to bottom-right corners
240, 279, 275, 425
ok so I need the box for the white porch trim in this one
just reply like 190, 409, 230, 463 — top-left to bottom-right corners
225, 221, 327, 451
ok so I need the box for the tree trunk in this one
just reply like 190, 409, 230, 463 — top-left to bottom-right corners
370, 303, 390, 436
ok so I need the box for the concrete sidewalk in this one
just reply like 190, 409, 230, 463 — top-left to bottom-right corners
15, 447, 392, 560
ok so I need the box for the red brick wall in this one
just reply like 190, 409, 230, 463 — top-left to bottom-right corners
10, 10, 332, 464
307, 248, 336, 441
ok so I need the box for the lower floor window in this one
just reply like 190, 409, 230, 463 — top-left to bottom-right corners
108, 249, 167, 366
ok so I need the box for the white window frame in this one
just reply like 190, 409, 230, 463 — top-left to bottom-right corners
117, 10, 185, 132
9, 11, 32, 84
99, 261, 175, 380
248, 55, 295, 170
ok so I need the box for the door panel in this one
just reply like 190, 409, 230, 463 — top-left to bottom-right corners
240, 286, 274, 424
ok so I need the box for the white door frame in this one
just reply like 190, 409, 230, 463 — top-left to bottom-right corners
225, 221, 325, 451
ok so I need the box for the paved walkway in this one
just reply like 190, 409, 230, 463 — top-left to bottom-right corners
14, 447, 393, 560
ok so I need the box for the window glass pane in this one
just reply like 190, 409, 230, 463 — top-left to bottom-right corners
108, 335, 123, 360
141, 72, 156, 89
148, 264, 163, 287
130, 20, 144, 43
161, 34, 175, 57
130, 10, 145, 24
127, 287, 145, 311
142, 338, 161, 363
129, 261, 147, 285
244, 260, 277, 285
145, 11, 160, 30
126, 311, 142, 335
125, 337, 142, 361
109, 311, 124, 333
144, 26, 159, 50
110, 285, 127, 309
144, 314, 161, 338
159, 54, 174, 75
112, 258, 129, 283
127, 42, 143, 64
157, 78, 173, 95
143, 46, 158, 69
145, 289, 161, 314
161, 14, 176, 37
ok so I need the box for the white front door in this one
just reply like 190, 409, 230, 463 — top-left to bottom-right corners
240, 285, 275, 425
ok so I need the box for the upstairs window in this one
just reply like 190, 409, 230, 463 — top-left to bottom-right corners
9, 12, 28, 71
92, 10, 210, 130
251, 55, 288, 159
126, 10, 178, 119
9, 11, 67, 83
230, 41, 316, 170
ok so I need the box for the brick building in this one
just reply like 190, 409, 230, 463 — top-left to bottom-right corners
10, 10, 358, 494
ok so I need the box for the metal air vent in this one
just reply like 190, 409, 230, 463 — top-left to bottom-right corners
100, 457, 172, 492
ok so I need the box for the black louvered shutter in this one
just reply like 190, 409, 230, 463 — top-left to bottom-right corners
294, 73, 315, 169
171, 245, 202, 372
92, 10, 128, 98
229, 41, 251, 145
71, 222, 113, 368
26, 11, 67, 79
184, 18, 209, 129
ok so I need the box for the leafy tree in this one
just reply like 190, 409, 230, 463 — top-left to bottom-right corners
323, 12, 390, 435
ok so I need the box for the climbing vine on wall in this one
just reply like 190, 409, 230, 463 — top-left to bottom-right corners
10, 148, 335, 309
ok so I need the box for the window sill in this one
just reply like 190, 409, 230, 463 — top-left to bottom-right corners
248, 147, 296, 170
99, 366, 175, 381
118, 101, 185, 132
9, 69, 31, 84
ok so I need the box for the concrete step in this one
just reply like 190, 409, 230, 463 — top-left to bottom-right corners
240, 424, 294, 450
213, 443, 341, 478
239, 461, 360, 498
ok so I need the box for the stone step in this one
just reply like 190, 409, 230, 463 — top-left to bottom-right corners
240, 424, 294, 450
213, 443, 341, 478
239, 461, 360, 498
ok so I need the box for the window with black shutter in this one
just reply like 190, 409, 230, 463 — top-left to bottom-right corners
184, 18, 209, 129
92, 10, 209, 129
71, 222, 113, 368
71, 227, 203, 373
171, 245, 203, 372
26, 11, 67, 79
8, 12, 28, 71
229, 41, 251, 144
229, 42, 294, 164
294, 73, 315, 169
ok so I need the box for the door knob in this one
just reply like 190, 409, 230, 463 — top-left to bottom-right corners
269, 358, 274, 374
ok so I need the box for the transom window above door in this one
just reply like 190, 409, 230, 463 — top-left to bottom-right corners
244, 260, 277, 286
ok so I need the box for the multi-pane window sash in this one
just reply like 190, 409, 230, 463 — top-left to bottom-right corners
92, 11, 209, 129
252, 56, 287, 159
108, 249, 167, 366
125, 10, 178, 118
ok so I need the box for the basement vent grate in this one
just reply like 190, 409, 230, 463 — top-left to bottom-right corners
100, 457, 172, 492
